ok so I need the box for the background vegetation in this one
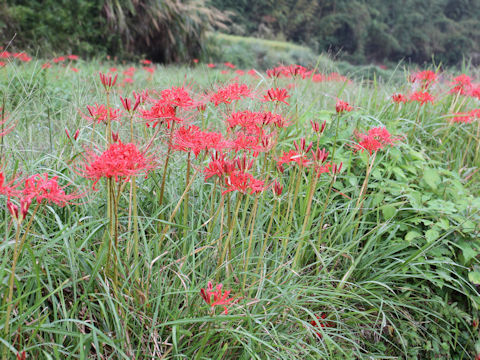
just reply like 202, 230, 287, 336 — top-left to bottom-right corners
2, 0, 480, 66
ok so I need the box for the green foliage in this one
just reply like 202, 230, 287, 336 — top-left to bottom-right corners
1, 0, 227, 62
211, 0, 480, 65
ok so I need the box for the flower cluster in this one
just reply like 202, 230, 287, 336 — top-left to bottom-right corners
81, 141, 156, 189
200, 281, 235, 314
353, 127, 401, 154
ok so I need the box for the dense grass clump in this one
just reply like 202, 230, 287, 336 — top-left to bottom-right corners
0, 54, 479, 359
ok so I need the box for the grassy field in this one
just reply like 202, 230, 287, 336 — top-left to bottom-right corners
0, 54, 479, 359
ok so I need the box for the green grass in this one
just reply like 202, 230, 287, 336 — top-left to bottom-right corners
0, 57, 479, 359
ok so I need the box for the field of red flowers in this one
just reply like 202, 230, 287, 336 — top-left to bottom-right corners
1, 50, 480, 359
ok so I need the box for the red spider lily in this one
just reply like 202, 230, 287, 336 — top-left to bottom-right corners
207, 63, 216, 68
294, 138, 313, 154
140, 59, 152, 65
159, 86, 195, 109
0, 51, 10, 59
99, 72, 118, 92
226, 111, 288, 134
235, 69, 245, 76
409, 70, 437, 89
262, 88, 290, 105
42, 62, 51, 69
68, 54, 79, 60
0, 172, 20, 197
13, 52, 31, 62
143, 66, 155, 74
449, 113, 473, 124
193, 58, 199, 63
335, 100, 353, 114
173, 125, 228, 157
272, 180, 283, 196
230, 132, 262, 153
277, 150, 311, 169
0, 61, 6, 67
310, 313, 335, 339
392, 93, 407, 104
222, 170, 265, 195
120, 94, 141, 113
409, 91, 434, 105
71, 67, 79, 73
109, 67, 117, 73
247, 69, 258, 78
21, 173, 81, 207
331, 162, 343, 175
141, 102, 178, 128
310, 120, 327, 134
224, 62, 235, 69
200, 281, 235, 315
353, 127, 401, 155
210, 83, 253, 106
80, 141, 157, 189
123, 67, 136, 77
266, 65, 307, 79
65, 128, 80, 140
450, 74, 472, 95
81, 104, 122, 124
220, 70, 229, 75
53, 56, 66, 63
203, 154, 236, 180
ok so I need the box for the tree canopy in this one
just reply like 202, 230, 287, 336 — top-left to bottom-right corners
211, 0, 480, 65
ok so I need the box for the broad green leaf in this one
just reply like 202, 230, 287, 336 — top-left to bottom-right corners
425, 229, 439, 243
405, 231, 421, 242
382, 205, 396, 220
423, 168, 441, 190
468, 271, 480, 285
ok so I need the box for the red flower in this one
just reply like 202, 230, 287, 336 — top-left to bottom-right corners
450, 74, 472, 95
200, 281, 235, 314
409, 91, 434, 105
353, 127, 401, 155
143, 66, 155, 74
140, 59, 152, 65
224, 62, 236, 69
99, 72, 118, 92
410, 70, 437, 89
82, 104, 122, 124
223, 170, 265, 195
22, 173, 80, 207
310, 313, 334, 339
207, 63, 216, 68
173, 125, 228, 157
335, 100, 352, 114
272, 180, 283, 196
193, 58, 199, 63
53, 56, 66, 63
81, 141, 157, 189
68, 54, 79, 60
277, 150, 311, 168
210, 83, 253, 106
203, 154, 236, 180
262, 88, 290, 105
449, 112, 473, 124
392, 93, 407, 104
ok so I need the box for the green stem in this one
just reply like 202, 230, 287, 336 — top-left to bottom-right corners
242, 194, 259, 291
3, 203, 40, 360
